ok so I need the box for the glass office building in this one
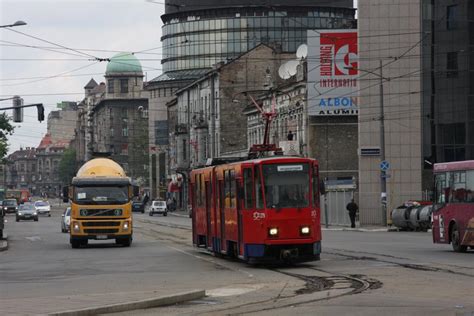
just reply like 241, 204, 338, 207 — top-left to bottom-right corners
159, 0, 355, 79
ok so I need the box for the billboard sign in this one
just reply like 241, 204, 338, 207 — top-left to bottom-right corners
307, 29, 358, 116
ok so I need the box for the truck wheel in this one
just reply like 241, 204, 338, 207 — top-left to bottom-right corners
117, 237, 132, 247
71, 239, 81, 249
451, 223, 467, 253
163, 212, 168, 217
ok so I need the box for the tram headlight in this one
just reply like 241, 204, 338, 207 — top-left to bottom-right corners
268, 227, 279, 237
300, 226, 310, 235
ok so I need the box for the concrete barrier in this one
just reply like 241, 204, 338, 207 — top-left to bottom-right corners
49, 289, 205, 316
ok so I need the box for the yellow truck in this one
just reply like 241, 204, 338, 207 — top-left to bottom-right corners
63, 158, 138, 248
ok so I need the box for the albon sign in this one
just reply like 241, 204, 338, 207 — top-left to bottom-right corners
307, 29, 359, 116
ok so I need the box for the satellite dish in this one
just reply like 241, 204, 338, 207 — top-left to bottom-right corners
296, 44, 308, 59
286, 60, 299, 76
278, 63, 291, 80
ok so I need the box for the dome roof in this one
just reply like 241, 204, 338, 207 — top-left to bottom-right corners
106, 52, 142, 75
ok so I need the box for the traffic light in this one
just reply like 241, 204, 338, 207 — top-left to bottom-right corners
37, 104, 45, 122
13, 96, 23, 123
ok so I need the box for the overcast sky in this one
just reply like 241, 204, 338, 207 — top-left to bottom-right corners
1, 0, 357, 155
1, 0, 164, 154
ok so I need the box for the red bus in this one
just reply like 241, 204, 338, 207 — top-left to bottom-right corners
432, 160, 474, 252
190, 156, 322, 263
6, 189, 30, 204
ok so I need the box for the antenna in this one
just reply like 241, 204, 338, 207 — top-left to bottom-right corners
278, 63, 291, 80
296, 44, 308, 59
286, 60, 299, 76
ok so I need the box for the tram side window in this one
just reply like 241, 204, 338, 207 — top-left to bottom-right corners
255, 167, 264, 209
243, 168, 254, 209
224, 170, 233, 208
230, 170, 236, 207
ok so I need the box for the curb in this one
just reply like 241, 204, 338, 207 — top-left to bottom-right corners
49, 289, 205, 316
168, 212, 190, 218
137, 218, 191, 230
322, 227, 389, 232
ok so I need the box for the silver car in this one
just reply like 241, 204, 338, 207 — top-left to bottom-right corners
61, 207, 71, 233
16, 203, 38, 222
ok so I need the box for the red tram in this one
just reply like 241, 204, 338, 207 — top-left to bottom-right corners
190, 156, 322, 263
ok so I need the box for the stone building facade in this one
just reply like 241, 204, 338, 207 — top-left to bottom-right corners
5, 148, 37, 193
90, 53, 149, 184
169, 44, 292, 207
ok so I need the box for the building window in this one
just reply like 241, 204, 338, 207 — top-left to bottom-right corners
183, 139, 187, 160
122, 127, 128, 137
447, 52, 458, 78
107, 79, 114, 93
121, 144, 128, 155
120, 79, 129, 93
447, 5, 458, 30
110, 128, 114, 137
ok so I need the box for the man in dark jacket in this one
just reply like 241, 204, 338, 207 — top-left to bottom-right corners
346, 199, 358, 228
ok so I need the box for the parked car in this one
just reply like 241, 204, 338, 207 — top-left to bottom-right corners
61, 207, 71, 233
16, 203, 38, 222
2, 199, 18, 214
132, 199, 145, 213
34, 200, 51, 216
149, 200, 167, 216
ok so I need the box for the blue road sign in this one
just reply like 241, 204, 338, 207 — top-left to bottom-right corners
380, 160, 390, 171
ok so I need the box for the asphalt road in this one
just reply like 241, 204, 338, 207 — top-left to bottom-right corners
1, 205, 473, 316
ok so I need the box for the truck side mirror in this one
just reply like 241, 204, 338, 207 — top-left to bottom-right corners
133, 185, 140, 197
319, 181, 326, 196
62, 186, 69, 203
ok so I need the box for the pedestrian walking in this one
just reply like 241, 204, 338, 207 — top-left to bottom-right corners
346, 199, 358, 228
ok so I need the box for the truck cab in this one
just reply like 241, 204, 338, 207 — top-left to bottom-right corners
64, 158, 138, 248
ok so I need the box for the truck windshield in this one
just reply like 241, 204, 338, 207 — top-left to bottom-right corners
74, 186, 128, 205
262, 163, 310, 209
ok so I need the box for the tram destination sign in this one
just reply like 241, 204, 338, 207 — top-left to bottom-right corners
307, 29, 359, 116
277, 165, 303, 172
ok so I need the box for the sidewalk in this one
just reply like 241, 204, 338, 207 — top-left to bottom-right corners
168, 210, 389, 232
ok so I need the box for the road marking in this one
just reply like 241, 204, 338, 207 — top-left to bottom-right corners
25, 236, 41, 242
166, 245, 254, 278
207, 284, 265, 297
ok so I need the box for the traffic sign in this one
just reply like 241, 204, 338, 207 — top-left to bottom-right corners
380, 160, 390, 171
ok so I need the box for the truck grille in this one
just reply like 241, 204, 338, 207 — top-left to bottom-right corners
79, 209, 122, 216
84, 228, 119, 234
82, 221, 120, 227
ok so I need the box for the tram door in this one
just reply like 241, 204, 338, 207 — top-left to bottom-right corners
205, 181, 211, 249
237, 178, 243, 257
219, 179, 225, 252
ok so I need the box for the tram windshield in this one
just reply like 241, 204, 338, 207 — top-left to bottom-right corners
262, 163, 310, 208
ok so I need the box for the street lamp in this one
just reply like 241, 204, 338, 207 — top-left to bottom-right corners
346, 60, 390, 225
0, 21, 27, 28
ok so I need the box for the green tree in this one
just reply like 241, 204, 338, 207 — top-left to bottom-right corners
0, 113, 14, 162
59, 148, 77, 185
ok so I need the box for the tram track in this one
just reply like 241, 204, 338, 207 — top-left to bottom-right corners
325, 249, 474, 278
189, 266, 381, 315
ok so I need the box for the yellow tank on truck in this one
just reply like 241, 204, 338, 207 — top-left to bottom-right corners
64, 158, 138, 248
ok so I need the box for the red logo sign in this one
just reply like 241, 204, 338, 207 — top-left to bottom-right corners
319, 32, 358, 77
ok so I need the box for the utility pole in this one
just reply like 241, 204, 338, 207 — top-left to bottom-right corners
379, 59, 387, 226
